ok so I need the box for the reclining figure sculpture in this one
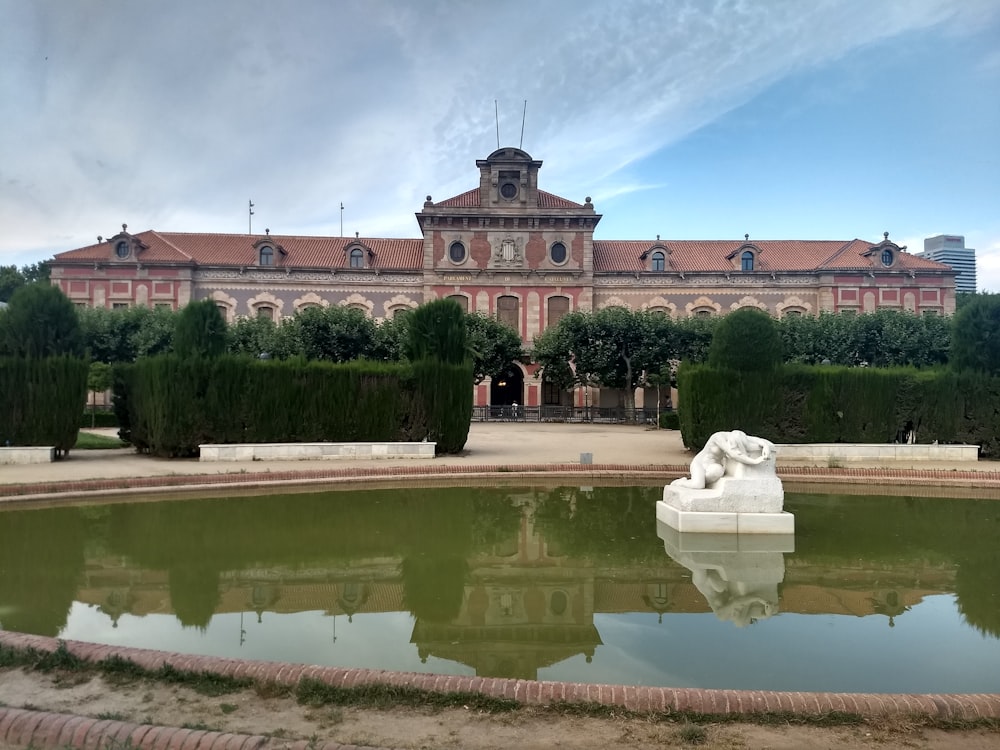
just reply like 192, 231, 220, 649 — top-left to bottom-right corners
671, 429, 774, 489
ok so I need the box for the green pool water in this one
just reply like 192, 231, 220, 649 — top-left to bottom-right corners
1, 483, 998, 693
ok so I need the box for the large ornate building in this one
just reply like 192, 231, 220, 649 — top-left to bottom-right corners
50, 147, 955, 408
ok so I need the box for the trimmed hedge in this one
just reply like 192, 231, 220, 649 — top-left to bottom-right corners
80, 411, 118, 429
412, 358, 474, 454
115, 355, 427, 457
0, 356, 88, 454
677, 363, 1000, 458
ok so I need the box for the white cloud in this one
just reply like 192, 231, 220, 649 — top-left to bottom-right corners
1, 0, 997, 267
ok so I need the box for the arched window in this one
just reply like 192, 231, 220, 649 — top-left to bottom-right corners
741, 250, 754, 271
349, 248, 364, 268
547, 295, 569, 328
259, 246, 274, 266
881, 248, 893, 267
447, 294, 468, 312
256, 305, 274, 320
497, 295, 519, 330
651, 251, 665, 272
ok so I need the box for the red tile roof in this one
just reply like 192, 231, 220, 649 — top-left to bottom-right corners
433, 188, 480, 208
592, 239, 952, 274
431, 188, 584, 210
55, 231, 424, 270
537, 190, 584, 209
54, 231, 950, 276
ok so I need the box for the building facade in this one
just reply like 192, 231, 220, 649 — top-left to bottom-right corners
50, 147, 956, 407
917, 235, 976, 294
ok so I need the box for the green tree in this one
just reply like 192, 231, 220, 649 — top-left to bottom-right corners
227, 314, 281, 358
951, 292, 1000, 374
673, 315, 718, 363
0, 283, 82, 357
370, 313, 410, 361
21, 261, 51, 284
0, 265, 25, 303
532, 307, 672, 417
129, 305, 176, 359
173, 300, 227, 359
289, 305, 377, 362
709, 307, 782, 371
467, 312, 525, 384
80, 305, 178, 363
86, 361, 113, 426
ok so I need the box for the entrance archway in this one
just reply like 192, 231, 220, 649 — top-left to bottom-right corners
490, 364, 523, 409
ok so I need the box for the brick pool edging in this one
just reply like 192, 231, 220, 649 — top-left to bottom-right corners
2, 631, 999, 731
2, 462, 1000, 503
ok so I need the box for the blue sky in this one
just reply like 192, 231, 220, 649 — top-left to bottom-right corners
2, 0, 998, 290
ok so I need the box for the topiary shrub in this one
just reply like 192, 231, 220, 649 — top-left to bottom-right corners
173, 299, 227, 359
951, 293, 1000, 374
708, 307, 782, 371
0, 283, 82, 357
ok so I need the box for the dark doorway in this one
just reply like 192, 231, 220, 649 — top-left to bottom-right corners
490, 364, 523, 408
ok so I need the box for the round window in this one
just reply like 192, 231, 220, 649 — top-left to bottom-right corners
449, 241, 467, 264
550, 241, 567, 264
499, 182, 518, 199
881, 249, 893, 267
115, 241, 129, 259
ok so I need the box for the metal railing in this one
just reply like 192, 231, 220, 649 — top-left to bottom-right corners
472, 405, 663, 424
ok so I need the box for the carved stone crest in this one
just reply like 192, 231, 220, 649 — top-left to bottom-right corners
491, 237, 524, 267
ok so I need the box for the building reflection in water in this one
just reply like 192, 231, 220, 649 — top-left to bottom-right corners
9, 485, 990, 682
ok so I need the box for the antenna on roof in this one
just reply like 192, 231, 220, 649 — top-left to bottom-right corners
248, 200, 255, 234
340, 202, 344, 237
495, 100, 500, 149
519, 100, 527, 149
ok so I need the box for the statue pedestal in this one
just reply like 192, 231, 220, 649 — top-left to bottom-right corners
659, 455, 794, 534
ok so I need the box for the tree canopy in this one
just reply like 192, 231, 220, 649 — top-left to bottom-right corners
466, 312, 525, 384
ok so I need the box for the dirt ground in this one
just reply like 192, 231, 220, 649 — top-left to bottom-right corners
2, 668, 998, 750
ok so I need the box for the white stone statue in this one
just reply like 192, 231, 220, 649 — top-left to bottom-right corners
672, 430, 773, 489
658, 429, 792, 533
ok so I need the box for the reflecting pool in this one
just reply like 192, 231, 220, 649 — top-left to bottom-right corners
1, 484, 999, 694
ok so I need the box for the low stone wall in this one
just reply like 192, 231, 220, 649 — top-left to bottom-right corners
0, 446, 55, 465
777, 443, 979, 462
199, 442, 436, 462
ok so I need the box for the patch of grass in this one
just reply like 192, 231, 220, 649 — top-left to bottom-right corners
826, 456, 844, 469
295, 677, 519, 713
98, 654, 146, 683
219, 703, 238, 715
35, 641, 84, 672
255, 680, 293, 699
677, 723, 707, 744
74, 432, 128, 450
96, 711, 130, 721
155, 664, 252, 696
180, 721, 218, 731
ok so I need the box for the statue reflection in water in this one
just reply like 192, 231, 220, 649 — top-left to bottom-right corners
657, 521, 793, 627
